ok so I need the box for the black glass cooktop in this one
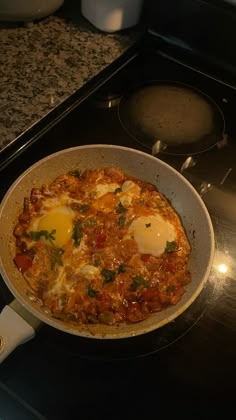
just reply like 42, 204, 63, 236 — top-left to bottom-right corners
0, 38, 235, 419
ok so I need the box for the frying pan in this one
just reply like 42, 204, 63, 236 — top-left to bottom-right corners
0, 145, 215, 362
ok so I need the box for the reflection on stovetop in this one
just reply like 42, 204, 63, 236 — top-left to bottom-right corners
0, 44, 235, 419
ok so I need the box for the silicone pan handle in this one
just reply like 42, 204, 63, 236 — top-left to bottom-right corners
0, 299, 41, 363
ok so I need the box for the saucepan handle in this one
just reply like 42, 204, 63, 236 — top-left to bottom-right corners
0, 299, 41, 363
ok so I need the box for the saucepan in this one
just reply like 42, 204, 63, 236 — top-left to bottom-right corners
0, 145, 215, 362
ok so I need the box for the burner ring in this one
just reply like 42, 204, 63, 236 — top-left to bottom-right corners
118, 81, 225, 155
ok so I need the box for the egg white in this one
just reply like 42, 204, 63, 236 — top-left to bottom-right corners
95, 183, 120, 198
126, 214, 176, 257
120, 180, 141, 207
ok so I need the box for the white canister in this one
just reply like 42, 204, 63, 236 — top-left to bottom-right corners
81, 0, 143, 33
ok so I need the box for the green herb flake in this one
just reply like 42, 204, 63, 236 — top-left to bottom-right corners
101, 268, 116, 283
84, 217, 97, 227
87, 284, 99, 298
139, 198, 145, 204
79, 204, 90, 213
165, 241, 178, 254
114, 188, 122, 194
131, 275, 150, 290
116, 202, 127, 214
118, 215, 126, 227
145, 223, 151, 228
46, 245, 64, 271
29, 229, 56, 242
72, 220, 83, 247
166, 285, 176, 293
117, 263, 128, 273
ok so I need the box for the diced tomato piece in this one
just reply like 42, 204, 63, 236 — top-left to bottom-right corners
14, 253, 32, 273
141, 254, 151, 262
126, 302, 147, 323
95, 232, 107, 248
159, 293, 171, 304
103, 168, 124, 182
166, 263, 175, 273
170, 287, 185, 305
147, 300, 162, 312
97, 292, 112, 312
142, 288, 160, 301
179, 271, 191, 286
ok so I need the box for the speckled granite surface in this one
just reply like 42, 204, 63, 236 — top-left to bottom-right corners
0, 14, 140, 151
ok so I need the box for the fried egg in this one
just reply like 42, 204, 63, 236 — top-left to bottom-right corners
30, 206, 75, 247
127, 214, 176, 257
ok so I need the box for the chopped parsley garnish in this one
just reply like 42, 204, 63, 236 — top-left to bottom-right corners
116, 202, 127, 214
87, 284, 99, 298
28, 229, 56, 242
139, 198, 145, 204
117, 263, 128, 273
101, 268, 116, 283
84, 217, 97, 227
131, 275, 150, 290
72, 220, 83, 247
166, 285, 176, 293
46, 245, 64, 271
114, 188, 122, 194
165, 241, 178, 254
78, 204, 90, 212
145, 223, 151, 228
118, 215, 126, 227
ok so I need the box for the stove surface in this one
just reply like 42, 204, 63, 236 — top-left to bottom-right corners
0, 41, 235, 419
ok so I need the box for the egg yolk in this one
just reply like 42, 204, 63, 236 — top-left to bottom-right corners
128, 214, 176, 257
37, 207, 74, 247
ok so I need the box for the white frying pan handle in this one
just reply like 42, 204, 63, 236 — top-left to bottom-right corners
0, 301, 38, 363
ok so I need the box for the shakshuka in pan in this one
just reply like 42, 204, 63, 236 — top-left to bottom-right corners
13, 167, 191, 326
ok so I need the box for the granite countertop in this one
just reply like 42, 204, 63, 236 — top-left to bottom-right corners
0, 13, 140, 152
